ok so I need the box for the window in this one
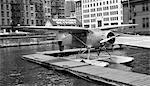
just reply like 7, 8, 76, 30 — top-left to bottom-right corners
146, 18, 149, 28
103, 18, 109, 21
31, 13, 34, 17
103, 12, 109, 16
26, 12, 28, 17
113, 0, 115, 3
2, 19, 5, 25
84, 19, 90, 23
146, 3, 149, 11
91, 19, 96, 22
143, 3, 149, 11
1, 11, 4, 17
116, 0, 118, 3
103, 2, 105, 5
26, 5, 28, 11
98, 20, 102, 27
91, 24, 96, 28
107, 1, 109, 4
7, 12, 9, 17
27, 19, 29, 25
91, 8, 95, 12
104, 23, 109, 26
132, 19, 136, 24
97, 13, 102, 16
97, 7, 102, 11
83, 14, 89, 18
36, 20, 38, 25
7, 19, 10, 25
1, 4, 4, 10
142, 17, 149, 28
31, 7, 33, 10
48, 8, 51, 13
31, 20, 34, 24
91, 14, 95, 17
110, 17, 118, 21
100, 2, 101, 5
143, 18, 146, 28
111, 23, 118, 25
6, 4, 9, 10
93, 3, 95, 7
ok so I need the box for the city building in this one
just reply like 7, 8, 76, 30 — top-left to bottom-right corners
65, 0, 75, 18
29, 0, 44, 26
0, 0, 45, 34
0, 0, 25, 33
0, 0, 13, 26
75, 0, 82, 23
51, 0, 65, 19
82, 0, 123, 28
122, 0, 150, 35
43, 0, 51, 19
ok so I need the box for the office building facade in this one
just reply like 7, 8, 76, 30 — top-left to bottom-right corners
65, 0, 75, 18
82, 0, 123, 28
51, 0, 65, 19
122, 0, 150, 34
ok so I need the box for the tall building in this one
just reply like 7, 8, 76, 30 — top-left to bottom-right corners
0, 0, 44, 33
0, 0, 13, 26
75, 0, 82, 23
43, 0, 51, 19
30, 0, 44, 26
82, 0, 123, 28
122, 0, 150, 35
51, 0, 65, 19
65, 0, 75, 18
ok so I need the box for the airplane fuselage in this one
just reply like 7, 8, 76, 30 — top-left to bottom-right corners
60, 29, 115, 49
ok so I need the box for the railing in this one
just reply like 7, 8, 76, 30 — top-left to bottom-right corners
0, 35, 56, 47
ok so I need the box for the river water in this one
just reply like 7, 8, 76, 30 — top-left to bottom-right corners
0, 44, 150, 86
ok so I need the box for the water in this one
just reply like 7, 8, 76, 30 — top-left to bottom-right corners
0, 44, 150, 86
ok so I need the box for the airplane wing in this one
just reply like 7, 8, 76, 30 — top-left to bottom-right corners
115, 36, 150, 48
99, 24, 138, 30
15, 26, 93, 33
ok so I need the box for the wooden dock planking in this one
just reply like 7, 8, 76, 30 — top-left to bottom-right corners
49, 61, 89, 68
71, 65, 150, 86
22, 53, 150, 86
130, 77, 150, 86
23, 54, 57, 62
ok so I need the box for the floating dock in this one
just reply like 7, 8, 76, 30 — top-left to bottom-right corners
22, 49, 150, 86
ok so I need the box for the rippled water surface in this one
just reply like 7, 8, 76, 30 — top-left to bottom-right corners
0, 44, 150, 86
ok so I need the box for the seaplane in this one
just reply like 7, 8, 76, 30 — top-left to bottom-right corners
15, 23, 139, 67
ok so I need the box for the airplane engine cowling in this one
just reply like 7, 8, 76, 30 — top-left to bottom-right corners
99, 31, 115, 45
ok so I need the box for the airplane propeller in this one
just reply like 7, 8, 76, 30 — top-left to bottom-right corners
100, 35, 119, 44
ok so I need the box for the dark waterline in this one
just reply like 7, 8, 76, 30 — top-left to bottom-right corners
0, 45, 115, 86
